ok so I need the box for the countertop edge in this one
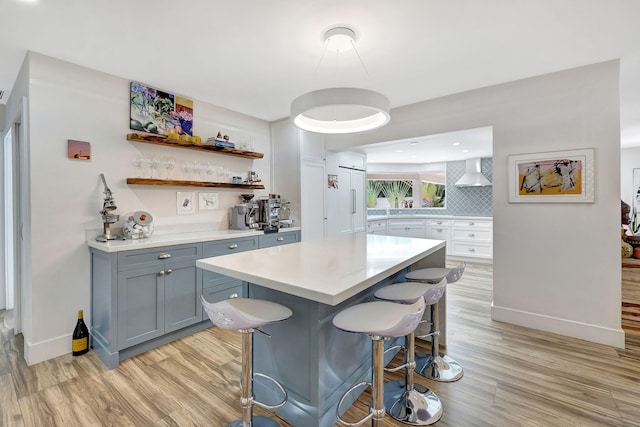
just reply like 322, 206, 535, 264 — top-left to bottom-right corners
88, 227, 301, 253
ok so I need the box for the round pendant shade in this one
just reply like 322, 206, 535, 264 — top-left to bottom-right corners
291, 87, 391, 134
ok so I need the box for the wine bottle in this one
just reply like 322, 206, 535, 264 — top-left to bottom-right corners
72, 309, 89, 356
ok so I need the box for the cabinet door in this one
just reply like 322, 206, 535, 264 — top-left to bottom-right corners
117, 266, 164, 349
301, 160, 326, 241
164, 260, 203, 333
326, 167, 353, 237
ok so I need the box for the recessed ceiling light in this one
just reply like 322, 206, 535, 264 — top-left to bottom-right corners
395, 149, 404, 153
452, 142, 460, 146
462, 149, 469, 153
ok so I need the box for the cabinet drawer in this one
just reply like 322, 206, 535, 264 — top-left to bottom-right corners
203, 236, 259, 257
259, 231, 300, 248
428, 227, 450, 239
367, 220, 387, 233
451, 242, 492, 258
452, 229, 492, 242
428, 219, 450, 227
117, 244, 200, 271
452, 219, 492, 229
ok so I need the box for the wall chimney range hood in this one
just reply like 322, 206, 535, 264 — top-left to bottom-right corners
454, 158, 492, 187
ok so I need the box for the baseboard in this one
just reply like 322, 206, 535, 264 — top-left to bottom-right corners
491, 303, 626, 349
24, 333, 73, 366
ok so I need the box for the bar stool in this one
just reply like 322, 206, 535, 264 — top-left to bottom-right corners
332, 297, 426, 427
201, 295, 292, 427
373, 278, 446, 425
404, 263, 466, 382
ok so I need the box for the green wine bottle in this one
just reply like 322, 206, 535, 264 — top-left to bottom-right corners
72, 309, 89, 356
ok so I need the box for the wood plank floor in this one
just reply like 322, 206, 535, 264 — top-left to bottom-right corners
2, 263, 640, 426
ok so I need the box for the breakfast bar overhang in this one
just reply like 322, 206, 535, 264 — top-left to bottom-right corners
196, 233, 446, 427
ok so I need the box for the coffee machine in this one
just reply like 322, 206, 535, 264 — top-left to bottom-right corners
229, 194, 259, 230
257, 195, 280, 233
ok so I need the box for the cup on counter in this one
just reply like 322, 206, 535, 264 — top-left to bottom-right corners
232, 176, 243, 184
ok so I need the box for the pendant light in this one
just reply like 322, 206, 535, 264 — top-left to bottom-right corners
291, 26, 391, 134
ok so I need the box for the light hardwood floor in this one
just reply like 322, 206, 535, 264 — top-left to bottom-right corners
2, 263, 639, 427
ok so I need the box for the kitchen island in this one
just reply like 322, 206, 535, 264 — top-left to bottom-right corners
196, 233, 446, 427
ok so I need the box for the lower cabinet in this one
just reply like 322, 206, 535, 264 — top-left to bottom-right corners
449, 219, 493, 260
387, 219, 427, 239
90, 230, 300, 369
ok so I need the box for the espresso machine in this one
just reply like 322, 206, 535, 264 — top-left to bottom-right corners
257, 195, 280, 233
229, 194, 259, 230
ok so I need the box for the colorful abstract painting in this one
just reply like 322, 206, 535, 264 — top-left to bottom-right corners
517, 158, 582, 195
508, 148, 594, 203
129, 82, 194, 136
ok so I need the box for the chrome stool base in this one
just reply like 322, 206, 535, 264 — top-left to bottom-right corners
384, 381, 443, 425
416, 353, 464, 382
227, 416, 280, 427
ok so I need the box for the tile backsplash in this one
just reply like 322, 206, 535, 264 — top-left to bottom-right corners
368, 158, 493, 217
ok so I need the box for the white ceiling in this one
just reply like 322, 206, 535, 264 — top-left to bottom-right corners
2, 0, 640, 159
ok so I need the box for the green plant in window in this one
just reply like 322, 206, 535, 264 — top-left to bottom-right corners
381, 180, 412, 208
367, 181, 384, 208
421, 181, 445, 208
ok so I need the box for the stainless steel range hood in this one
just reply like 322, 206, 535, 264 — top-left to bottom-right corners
454, 158, 492, 187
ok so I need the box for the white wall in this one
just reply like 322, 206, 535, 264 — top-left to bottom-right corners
24, 52, 271, 364
326, 61, 624, 348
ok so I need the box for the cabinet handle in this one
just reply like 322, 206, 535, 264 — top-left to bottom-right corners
436, 228, 443, 232
352, 189, 356, 214
469, 222, 475, 226
277, 237, 284, 241
228, 243, 238, 249
436, 221, 442, 224
158, 270, 165, 276
468, 248, 476, 252
166, 269, 172, 275
158, 253, 171, 259
469, 233, 475, 237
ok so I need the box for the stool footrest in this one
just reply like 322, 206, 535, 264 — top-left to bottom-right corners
336, 381, 374, 427
252, 372, 288, 410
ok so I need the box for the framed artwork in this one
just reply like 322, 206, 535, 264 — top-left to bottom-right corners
328, 174, 338, 189
198, 192, 219, 210
130, 82, 194, 136
177, 192, 196, 215
508, 148, 594, 203
67, 139, 91, 160
632, 169, 640, 215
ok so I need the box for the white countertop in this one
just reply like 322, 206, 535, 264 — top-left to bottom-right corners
87, 227, 301, 253
196, 233, 445, 306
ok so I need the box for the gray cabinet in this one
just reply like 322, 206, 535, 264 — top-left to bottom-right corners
90, 231, 300, 369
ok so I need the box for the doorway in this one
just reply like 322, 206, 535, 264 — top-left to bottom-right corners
3, 117, 22, 334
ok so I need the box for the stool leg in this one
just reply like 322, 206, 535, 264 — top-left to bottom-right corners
227, 330, 280, 427
383, 332, 443, 425
372, 337, 386, 427
416, 302, 463, 382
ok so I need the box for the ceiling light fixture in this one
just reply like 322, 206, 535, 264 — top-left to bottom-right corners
291, 26, 391, 134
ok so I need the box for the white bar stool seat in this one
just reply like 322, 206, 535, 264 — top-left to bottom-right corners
373, 279, 445, 425
201, 296, 292, 427
332, 298, 426, 427
404, 263, 466, 383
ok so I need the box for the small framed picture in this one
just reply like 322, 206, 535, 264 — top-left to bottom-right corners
177, 192, 196, 214
67, 139, 91, 160
199, 192, 219, 210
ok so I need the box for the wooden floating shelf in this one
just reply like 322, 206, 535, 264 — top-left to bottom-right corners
126, 178, 265, 190
126, 133, 264, 159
